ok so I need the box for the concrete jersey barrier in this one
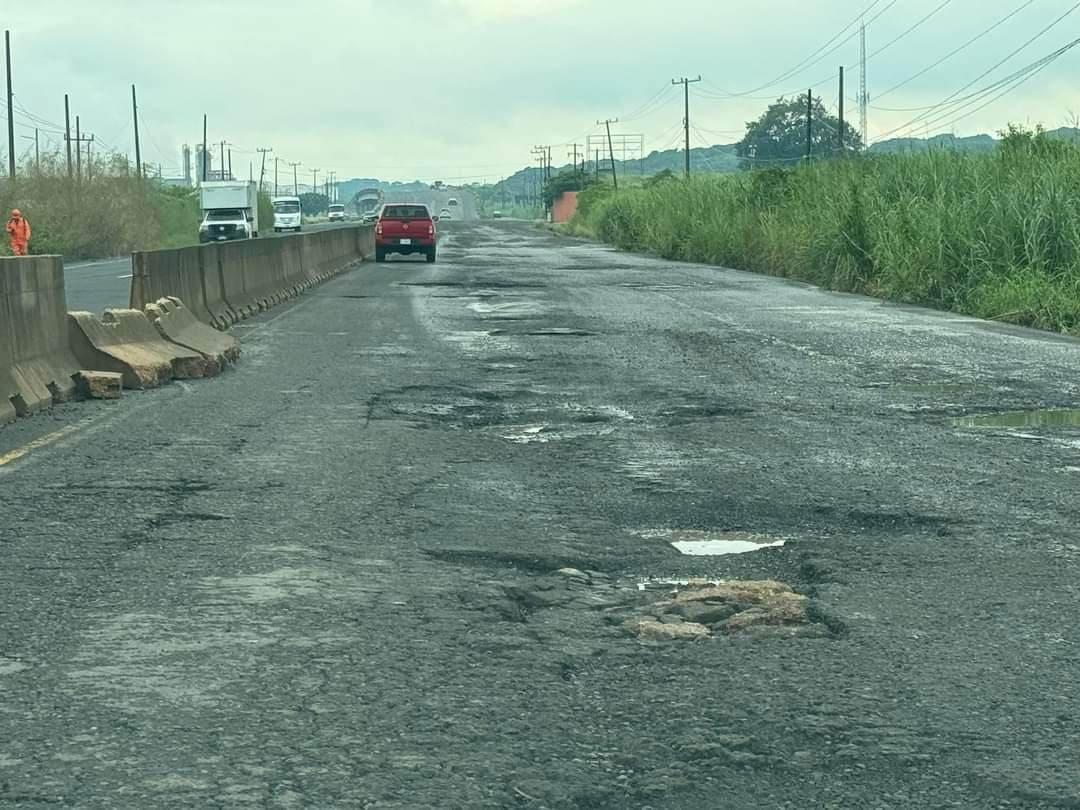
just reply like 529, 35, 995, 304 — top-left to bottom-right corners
125, 225, 376, 331
145, 297, 240, 373
68, 309, 210, 389
0, 255, 81, 424
130, 246, 213, 324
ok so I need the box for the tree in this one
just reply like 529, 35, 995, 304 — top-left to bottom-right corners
542, 169, 595, 209
299, 192, 329, 216
736, 95, 862, 168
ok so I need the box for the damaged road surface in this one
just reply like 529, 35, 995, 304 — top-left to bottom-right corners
2, 220, 1080, 808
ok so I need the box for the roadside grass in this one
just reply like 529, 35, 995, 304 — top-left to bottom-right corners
574, 130, 1080, 334
0, 155, 202, 259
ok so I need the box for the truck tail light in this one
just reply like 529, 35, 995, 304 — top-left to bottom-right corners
427, 223, 434, 236
375, 223, 382, 236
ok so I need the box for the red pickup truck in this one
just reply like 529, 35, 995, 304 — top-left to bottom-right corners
375, 204, 437, 263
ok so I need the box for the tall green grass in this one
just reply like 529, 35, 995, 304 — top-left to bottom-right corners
0, 153, 201, 259
576, 132, 1080, 333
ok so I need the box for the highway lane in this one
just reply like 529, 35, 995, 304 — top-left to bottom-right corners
62, 222, 362, 312
3, 220, 1080, 807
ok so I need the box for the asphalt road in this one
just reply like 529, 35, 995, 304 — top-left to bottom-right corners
3, 220, 1080, 808
63, 222, 361, 313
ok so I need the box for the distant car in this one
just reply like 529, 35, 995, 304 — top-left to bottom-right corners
447, 197, 459, 207
492, 211, 503, 219
375, 203, 437, 263
328, 203, 346, 223
440, 208, 452, 220
362, 210, 379, 224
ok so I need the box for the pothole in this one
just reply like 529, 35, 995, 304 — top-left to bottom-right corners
952, 409, 1080, 429
622, 579, 828, 641
637, 529, 787, 556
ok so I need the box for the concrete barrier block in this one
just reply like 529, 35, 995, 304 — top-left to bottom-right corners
1, 255, 81, 423
145, 297, 240, 371
67, 309, 208, 389
75, 370, 123, 399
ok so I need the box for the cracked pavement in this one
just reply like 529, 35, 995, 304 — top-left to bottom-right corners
2, 221, 1080, 808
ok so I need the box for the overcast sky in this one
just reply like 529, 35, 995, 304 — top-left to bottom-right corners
6, 0, 1079, 183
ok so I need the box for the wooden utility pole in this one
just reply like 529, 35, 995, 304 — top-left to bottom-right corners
256, 147, 271, 193
598, 119, 619, 190
311, 168, 320, 196
274, 157, 279, 196
201, 114, 208, 182
671, 76, 701, 177
64, 94, 73, 179
75, 115, 81, 180
806, 89, 813, 162
289, 161, 301, 196
131, 84, 142, 179
838, 67, 845, 153
5, 30, 14, 179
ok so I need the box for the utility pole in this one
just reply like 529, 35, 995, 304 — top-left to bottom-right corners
311, 168, 320, 196
75, 115, 81, 180
202, 114, 208, 182
671, 76, 701, 177
274, 157, 279, 196
5, 30, 14, 179
598, 119, 619, 190
21, 130, 38, 173
86, 135, 94, 181
228, 149, 232, 180
256, 147, 271, 193
806, 89, 813, 163
838, 67, 845, 153
290, 161, 301, 196
131, 84, 142, 179
65, 94, 73, 179
859, 22, 868, 148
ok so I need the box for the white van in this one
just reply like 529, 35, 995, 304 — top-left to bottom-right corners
272, 196, 303, 232
328, 203, 346, 223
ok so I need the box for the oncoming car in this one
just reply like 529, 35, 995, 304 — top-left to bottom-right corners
328, 203, 346, 223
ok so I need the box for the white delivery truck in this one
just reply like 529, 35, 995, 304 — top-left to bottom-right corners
272, 195, 303, 232
199, 181, 259, 243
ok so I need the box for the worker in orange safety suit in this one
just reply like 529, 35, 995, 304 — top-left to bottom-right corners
6, 209, 31, 256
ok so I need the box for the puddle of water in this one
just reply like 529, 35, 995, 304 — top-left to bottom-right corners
637, 529, 786, 556
952, 409, 1080, 429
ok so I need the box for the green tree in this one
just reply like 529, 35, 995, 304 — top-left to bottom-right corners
736, 95, 862, 168
299, 192, 329, 215
542, 169, 595, 208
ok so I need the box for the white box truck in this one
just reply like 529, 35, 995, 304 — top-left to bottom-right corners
199, 181, 259, 243
272, 195, 303, 232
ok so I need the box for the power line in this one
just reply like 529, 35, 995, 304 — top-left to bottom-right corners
874, 0, 1036, 103
700, 0, 897, 99
873, 36, 1080, 141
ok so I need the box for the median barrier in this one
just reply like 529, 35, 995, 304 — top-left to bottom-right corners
130, 246, 213, 324
124, 225, 376, 331
145, 297, 240, 374
0, 255, 81, 424
199, 244, 236, 330
68, 309, 209, 389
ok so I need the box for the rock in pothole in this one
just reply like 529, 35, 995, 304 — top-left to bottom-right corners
625, 579, 825, 641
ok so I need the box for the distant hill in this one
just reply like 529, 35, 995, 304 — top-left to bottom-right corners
493, 144, 741, 200
869, 127, 1080, 155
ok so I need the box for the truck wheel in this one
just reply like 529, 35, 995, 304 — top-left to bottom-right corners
426, 248, 437, 264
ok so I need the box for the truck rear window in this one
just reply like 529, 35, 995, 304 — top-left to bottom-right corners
382, 205, 429, 220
